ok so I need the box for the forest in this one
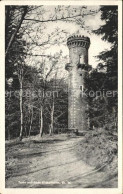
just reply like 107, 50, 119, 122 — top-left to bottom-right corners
5, 5, 118, 140
5, 5, 118, 188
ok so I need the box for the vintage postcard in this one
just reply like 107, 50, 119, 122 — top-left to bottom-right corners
0, 0, 122, 194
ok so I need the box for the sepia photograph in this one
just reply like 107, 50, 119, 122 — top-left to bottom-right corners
1, 1, 122, 192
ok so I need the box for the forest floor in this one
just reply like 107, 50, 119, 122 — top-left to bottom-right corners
5, 133, 118, 188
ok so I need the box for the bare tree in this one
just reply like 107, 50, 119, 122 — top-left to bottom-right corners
5, 5, 98, 140
16, 62, 24, 141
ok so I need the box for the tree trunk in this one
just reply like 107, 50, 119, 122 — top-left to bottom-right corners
25, 124, 27, 137
19, 80, 23, 141
39, 105, 43, 137
29, 106, 33, 137
50, 99, 54, 135
49, 124, 52, 135
39, 110, 40, 131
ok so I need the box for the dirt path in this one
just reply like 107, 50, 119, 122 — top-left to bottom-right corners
6, 135, 117, 188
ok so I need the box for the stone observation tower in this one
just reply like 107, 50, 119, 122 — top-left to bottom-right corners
65, 35, 91, 132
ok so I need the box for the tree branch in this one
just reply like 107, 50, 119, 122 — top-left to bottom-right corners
5, 6, 28, 58
24, 14, 83, 23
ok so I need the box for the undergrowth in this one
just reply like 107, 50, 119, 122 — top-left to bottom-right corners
76, 127, 118, 168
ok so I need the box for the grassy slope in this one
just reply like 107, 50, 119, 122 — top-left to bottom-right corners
75, 128, 118, 167
75, 127, 118, 187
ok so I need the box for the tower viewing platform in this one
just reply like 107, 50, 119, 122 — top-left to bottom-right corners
67, 35, 90, 49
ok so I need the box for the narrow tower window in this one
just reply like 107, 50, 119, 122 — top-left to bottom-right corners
80, 85, 83, 91
80, 55, 84, 64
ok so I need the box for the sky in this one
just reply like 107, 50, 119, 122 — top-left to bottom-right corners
24, 6, 112, 78
43, 10, 111, 67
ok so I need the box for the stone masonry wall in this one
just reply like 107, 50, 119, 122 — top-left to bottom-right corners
66, 35, 90, 131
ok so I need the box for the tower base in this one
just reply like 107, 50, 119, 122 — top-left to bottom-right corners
67, 128, 87, 136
